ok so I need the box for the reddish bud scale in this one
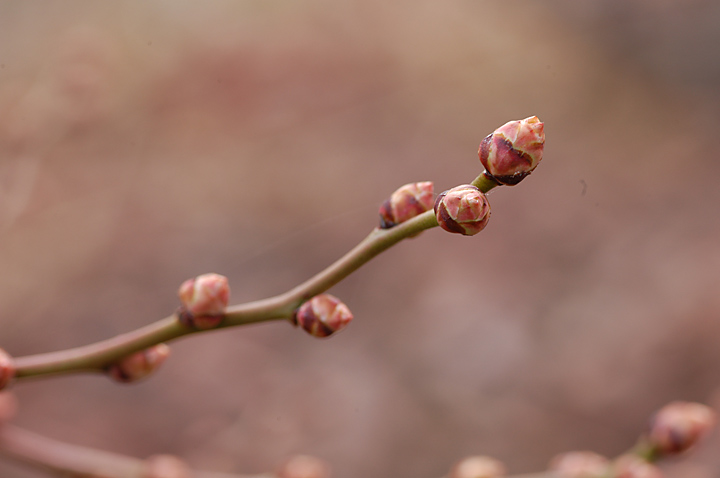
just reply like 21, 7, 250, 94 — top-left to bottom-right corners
107, 344, 170, 383
0, 348, 15, 391
292, 294, 353, 338
479, 116, 544, 186
647, 401, 716, 457
449, 456, 506, 478
434, 185, 491, 236
177, 273, 230, 330
549, 451, 610, 478
379, 181, 434, 229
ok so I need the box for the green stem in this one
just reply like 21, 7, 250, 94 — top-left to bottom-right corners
12, 173, 498, 380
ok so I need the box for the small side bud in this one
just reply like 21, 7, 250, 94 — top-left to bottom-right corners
613, 455, 663, 478
276, 455, 331, 478
379, 181, 434, 229
646, 401, 716, 457
177, 273, 230, 330
107, 344, 170, 383
479, 116, 544, 186
434, 185, 491, 236
448, 456, 506, 478
291, 294, 353, 338
144, 454, 191, 478
548, 451, 610, 478
0, 392, 18, 423
0, 348, 15, 391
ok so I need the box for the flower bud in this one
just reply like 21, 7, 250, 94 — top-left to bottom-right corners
548, 451, 610, 478
107, 344, 170, 383
276, 455, 331, 478
379, 181, 434, 229
479, 116, 544, 186
0, 392, 18, 423
646, 401, 716, 457
0, 348, 15, 391
448, 456, 506, 478
434, 185, 491, 236
177, 273, 230, 330
291, 294, 353, 338
144, 454, 191, 478
613, 455, 663, 478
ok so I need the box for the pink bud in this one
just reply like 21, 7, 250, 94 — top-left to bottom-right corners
0, 348, 15, 391
292, 294, 353, 338
144, 454, 192, 478
434, 185, 491, 236
177, 273, 230, 330
479, 116, 544, 186
613, 455, 663, 478
379, 181, 434, 229
647, 401, 716, 457
107, 344, 170, 383
548, 451, 610, 478
277, 455, 331, 478
449, 456, 506, 478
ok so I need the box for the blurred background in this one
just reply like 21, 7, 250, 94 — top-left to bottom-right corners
1, 1, 720, 477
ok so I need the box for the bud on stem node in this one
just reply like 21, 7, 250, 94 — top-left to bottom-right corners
379, 182, 434, 230
434, 185, 491, 236
177, 273, 230, 330
292, 294, 353, 338
107, 344, 170, 383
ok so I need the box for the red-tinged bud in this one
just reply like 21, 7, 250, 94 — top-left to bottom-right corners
379, 181, 434, 229
177, 273, 230, 330
0, 348, 15, 391
448, 456, 506, 478
291, 294, 353, 338
107, 344, 170, 383
646, 401, 716, 457
144, 454, 191, 478
434, 185, 491, 236
0, 392, 18, 423
548, 451, 610, 478
479, 116, 544, 186
277, 455, 331, 478
613, 455, 663, 478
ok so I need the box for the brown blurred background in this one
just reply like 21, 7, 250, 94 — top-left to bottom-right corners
1, 1, 720, 477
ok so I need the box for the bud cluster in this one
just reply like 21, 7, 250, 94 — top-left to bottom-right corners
107, 344, 170, 383
177, 273, 230, 330
479, 116, 544, 186
292, 294, 353, 338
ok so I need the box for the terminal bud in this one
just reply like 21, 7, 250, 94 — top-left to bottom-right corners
434, 185, 491, 236
107, 344, 170, 383
646, 401, 716, 457
379, 181, 434, 229
449, 456, 506, 478
292, 294, 353, 338
177, 273, 230, 329
479, 116, 544, 186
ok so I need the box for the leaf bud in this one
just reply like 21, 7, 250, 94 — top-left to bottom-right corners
276, 454, 331, 478
448, 455, 506, 478
291, 294, 353, 338
0, 348, 15, 391
144, 454, 191, 478
646, 401, 716, 457
548, 451, 610, 478
434, 185, 491, 236
107, 344, 170, 383
177, 273, 230, 330
612, 455, 663, 478
379, 181, 434, 229
479, 116, 544, 186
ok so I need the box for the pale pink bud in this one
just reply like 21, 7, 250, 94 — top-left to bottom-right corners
379, 181, 434, 229
647, 401, 716, 457
548, 451, 610, 478
0, 348, 15, 391
291, 294, 353, 338
0, 392, 18, 423
107, 344, 170, 383
277, 455, 331, 478
479, 116, 544, 186
434, 185, 491, 236
144, 454, 191, 478
448, 456, 506, 478
613, 455, 663, 478
177, 273, 230, 330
